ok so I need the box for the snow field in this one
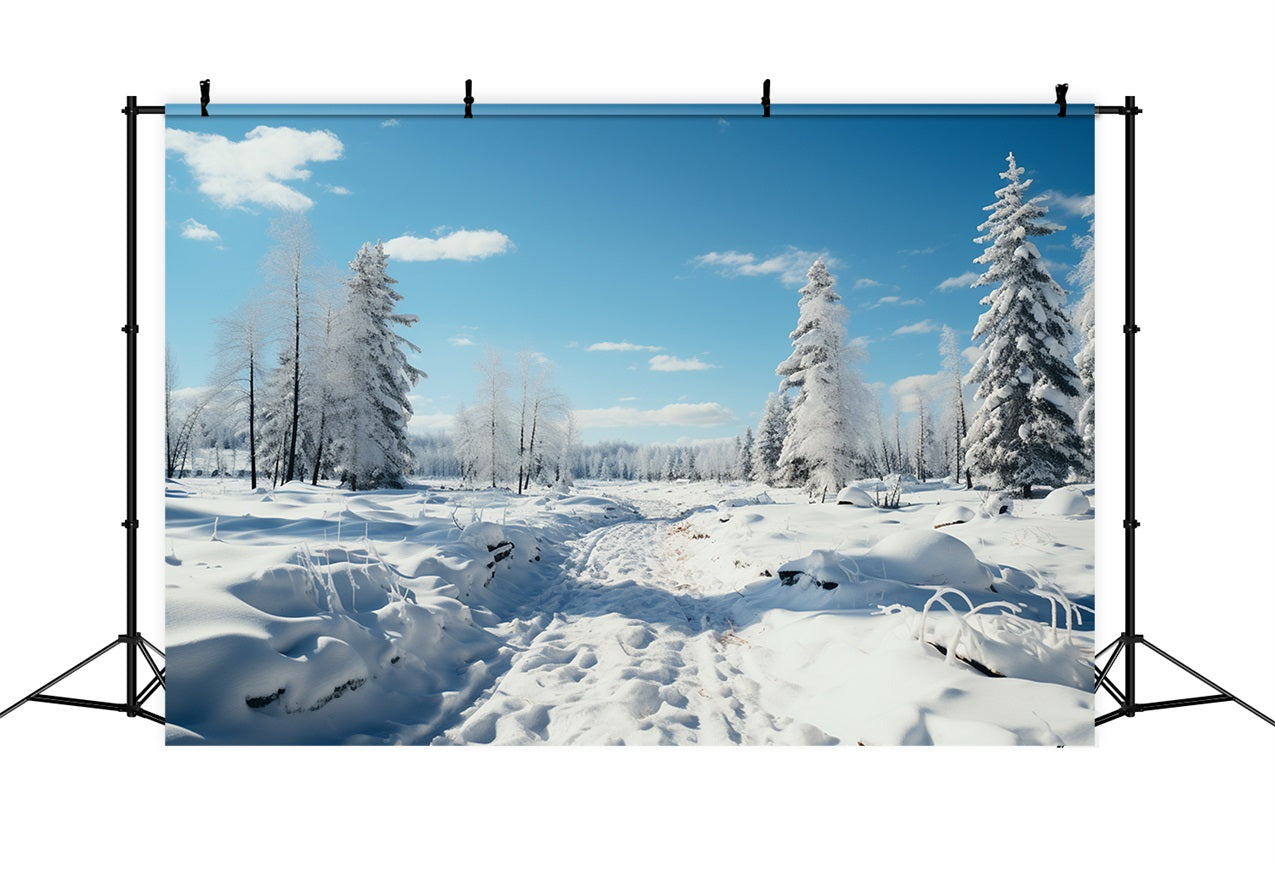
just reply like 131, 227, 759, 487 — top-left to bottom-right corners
166, 475, 1094, 745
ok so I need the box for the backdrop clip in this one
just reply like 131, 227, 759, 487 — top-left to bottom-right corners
200, 79, 211, 116
464, 79, 474, 118
1055, 83, 1068, 117
761, 79, 771, 117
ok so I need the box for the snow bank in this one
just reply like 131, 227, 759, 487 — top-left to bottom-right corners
835, 485, 875, 507
861, 529, 994, 590
1039, 487, 1091, 516
933, 503, 975, 528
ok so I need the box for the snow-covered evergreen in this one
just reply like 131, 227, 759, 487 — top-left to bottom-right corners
735, 428, 755, 481
752, 392, 790, 484
331, 242, 424, 491
938, 325, 970, 484
964, 153, 1084, 498
775, 259, 856, 497
1070, 219, 1096, 479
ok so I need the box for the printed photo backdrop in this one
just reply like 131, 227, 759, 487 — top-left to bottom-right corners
164, 104, 1096, 745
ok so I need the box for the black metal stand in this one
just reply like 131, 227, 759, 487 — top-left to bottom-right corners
0, 96, 166, 727
1093, 96, 1273, 729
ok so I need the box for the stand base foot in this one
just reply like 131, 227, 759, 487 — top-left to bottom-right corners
0, 634, 165, 724
1095, 634, 1274, 728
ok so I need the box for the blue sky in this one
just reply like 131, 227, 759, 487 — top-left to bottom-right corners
166, 108, 1094, 445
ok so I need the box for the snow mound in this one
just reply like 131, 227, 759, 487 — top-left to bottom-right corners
862, 530, 994, 590
980, 491, 1014, 518
835, 485, 875, 507
778, 550, 856, 590
933, 504, 975, 528
1039, 487, 1091, 516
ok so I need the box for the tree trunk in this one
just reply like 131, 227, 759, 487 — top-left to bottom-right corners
248, 348, 258, 489
1021, 483, 1032, 499
285, 273, 301, 482
311, 408, 326, 487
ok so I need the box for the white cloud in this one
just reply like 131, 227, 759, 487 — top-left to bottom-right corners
962, 346, 981, 365
180, 218, 220, 242
587, 341, 664, 352
165, 125, 344, 211
448, 334, 475, 347
692, 247, 838, 287
325, 184, 352, 195
575, 402, 735, 429
889, 372, 947, 412
893, 320, 940, 336
649, 354, 716, 372
936, 271, 980, 292
898, 246, 938, 256
380, 119, 400, 128
617, 396, 638, 402
1042, 189, 1095, 218
383, 229, 513, 262
866, 295, 923, 309
407, 412, 455, 433
855, 277, 883, 289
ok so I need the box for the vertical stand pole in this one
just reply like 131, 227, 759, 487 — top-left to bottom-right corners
125, 94, 139, 717
1094, 95, 1273, 728
0, 96, 164, 727
1122, 93, 1138, 717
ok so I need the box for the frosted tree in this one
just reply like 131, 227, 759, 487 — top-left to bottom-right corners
752, 392, 790, 484
1070, 219, 1096, 479
332, 241, 424, 491
303, 293, 344, 485
213, 301, 267, 488
775, 259, 856, 498
464, 348, 516, 488
265, 216, 316, 484
514, 352, 568, 494
965, 153, 1084, 498
558, 412, 578, 485
735, 428, 755, 480
258, 348, 302, 486
912, 391, 934, 482
165, 346, 218, 478
452, 403, 481, 486
938, 325, 970, 485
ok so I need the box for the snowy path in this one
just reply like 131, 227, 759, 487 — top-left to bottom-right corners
437, 510, 832, 745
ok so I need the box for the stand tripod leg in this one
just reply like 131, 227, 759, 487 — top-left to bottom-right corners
1138, 639, 1275, 727
0, 638, 125, 719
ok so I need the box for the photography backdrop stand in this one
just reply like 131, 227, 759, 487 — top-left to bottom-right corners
1093, 96, 1273, 728
0, 97, 166, 726
1, 90, 1269, 733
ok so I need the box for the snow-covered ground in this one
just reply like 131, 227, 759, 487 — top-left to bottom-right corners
165, 476, 1094, 745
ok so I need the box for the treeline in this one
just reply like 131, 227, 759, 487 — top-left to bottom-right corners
739, 151, 1096, 500
166, 217, 423, 491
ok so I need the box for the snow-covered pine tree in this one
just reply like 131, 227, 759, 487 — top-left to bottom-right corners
752, 392, 790, 484
736, 428, 755, 480
1070, 218, 1096, 479
775, 259, 855, 498
938, 325, 969, 482
258, 347, 300, 487
332, 241, 425, 491
912, 391, 934, 482
964, 153, 1084, 498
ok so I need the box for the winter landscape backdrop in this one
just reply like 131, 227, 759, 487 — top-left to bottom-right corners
165, 108, 1096, 744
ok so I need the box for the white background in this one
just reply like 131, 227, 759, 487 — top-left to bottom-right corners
1, 3, 1272, 868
